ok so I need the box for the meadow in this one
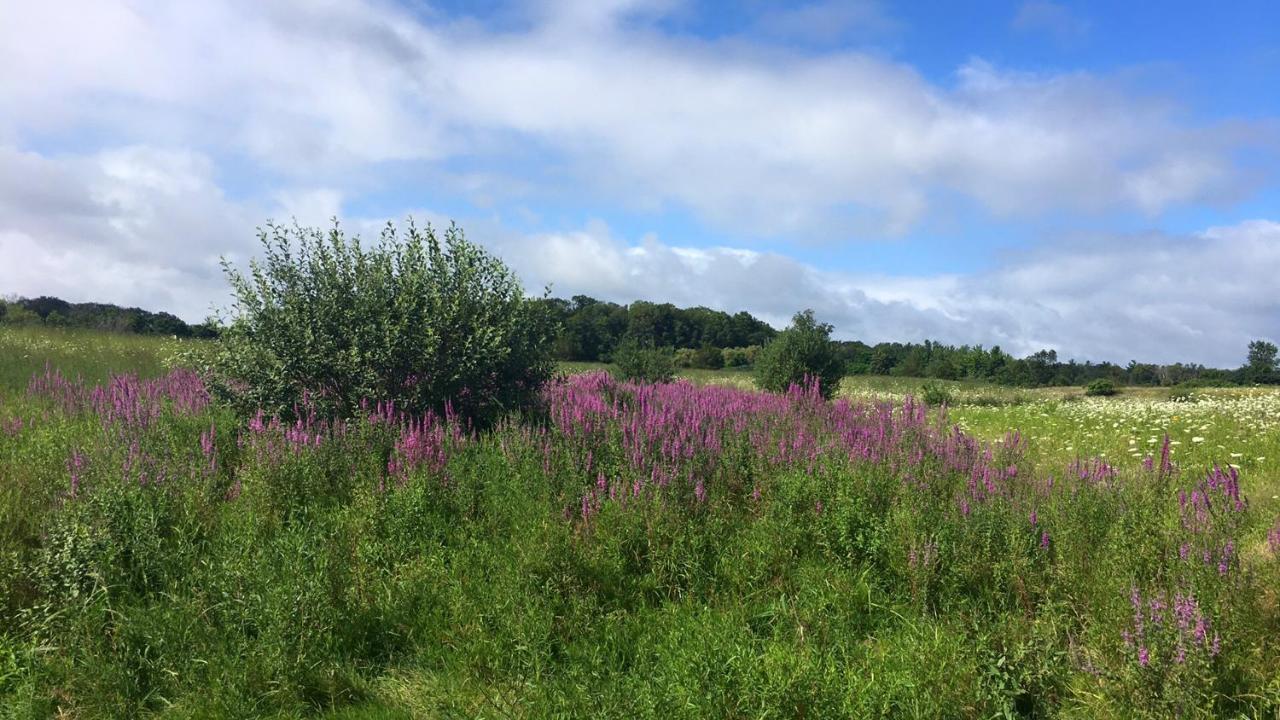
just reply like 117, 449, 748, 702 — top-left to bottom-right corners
1, 327, 1279, 718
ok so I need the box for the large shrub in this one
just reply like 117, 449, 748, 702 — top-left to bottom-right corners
612, 339, 676, 384
690, 344, 724, 370
753, 310, 844, 399
1083, 378, 1119, 397
212, 220, 557, 425
722, 345, 760, 367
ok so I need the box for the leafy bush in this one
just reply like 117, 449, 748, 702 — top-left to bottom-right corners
673, 348, 695, 369
212, 220, 557, 425
1083, 378, 1119, 396
920, 380, 954, 407
722, 346, 758, 367
753, 310, 844, 399
612, 340, 676, 384
690, 344, 724, 370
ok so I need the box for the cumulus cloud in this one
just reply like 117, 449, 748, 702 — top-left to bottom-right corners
0, 0, 1268, 236
0, 142, 1275, 366
0, 144, 308, 320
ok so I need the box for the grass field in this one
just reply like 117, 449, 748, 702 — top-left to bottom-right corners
1, 329, 1278, 717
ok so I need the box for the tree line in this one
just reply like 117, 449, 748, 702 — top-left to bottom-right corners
533, 295, 777, 362
833, 341, 1279, 387
3, 290, 1276, 388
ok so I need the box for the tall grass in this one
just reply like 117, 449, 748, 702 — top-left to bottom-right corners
0, 353, 1277, 716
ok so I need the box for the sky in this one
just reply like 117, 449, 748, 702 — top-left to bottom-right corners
1, 0, 1278, 366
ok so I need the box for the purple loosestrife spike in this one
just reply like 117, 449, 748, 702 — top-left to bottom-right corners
1138, 647, 1150, 667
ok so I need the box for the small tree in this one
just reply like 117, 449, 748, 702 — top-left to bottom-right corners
212, 220, 557, 426
753, 309, 844, 399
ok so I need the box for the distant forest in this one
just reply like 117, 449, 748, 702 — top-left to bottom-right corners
3, 293, 1275, 387
0, 295, 219, 339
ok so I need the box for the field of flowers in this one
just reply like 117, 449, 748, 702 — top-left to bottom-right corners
1, 330, 1279, 717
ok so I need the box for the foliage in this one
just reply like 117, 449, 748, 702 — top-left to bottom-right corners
611, 339, 676, 384
753, 310, 844, 399
212, 220, 557, 425
1084, 378, 1119, 396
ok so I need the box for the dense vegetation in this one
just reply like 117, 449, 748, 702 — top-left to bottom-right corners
1, 343, 1278, 717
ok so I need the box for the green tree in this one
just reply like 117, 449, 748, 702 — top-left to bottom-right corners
753, 309, 844, 399
212, 220, 557, 425
1246, 340, 1278, 383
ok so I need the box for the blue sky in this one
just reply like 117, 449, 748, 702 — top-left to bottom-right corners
1, 0, 1278, 365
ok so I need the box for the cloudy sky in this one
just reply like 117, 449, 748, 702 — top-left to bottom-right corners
2, 0, 1278, 366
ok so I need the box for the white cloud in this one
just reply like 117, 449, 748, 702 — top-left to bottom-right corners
0, 144, 315, 320
0, 0, 1268, 236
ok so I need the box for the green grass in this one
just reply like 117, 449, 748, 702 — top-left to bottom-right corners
0, 325, 209, 393
0, 334, 1276, 717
